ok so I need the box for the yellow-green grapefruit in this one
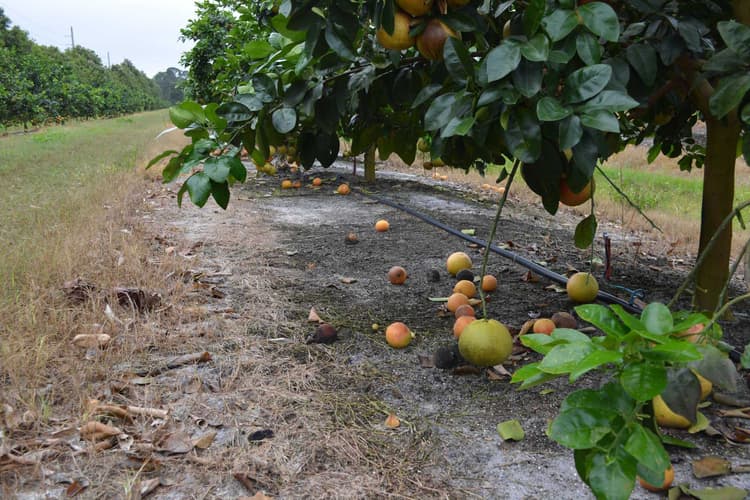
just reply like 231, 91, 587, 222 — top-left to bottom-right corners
458, 319, 513, 367
566, 272, 599, 303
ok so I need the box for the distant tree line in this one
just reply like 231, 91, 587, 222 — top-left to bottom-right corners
152, 67, 187, 105
0, 8, 170, 128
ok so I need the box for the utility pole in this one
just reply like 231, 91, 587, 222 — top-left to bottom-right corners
107, 52, 110, 68
69, 26, 75, 48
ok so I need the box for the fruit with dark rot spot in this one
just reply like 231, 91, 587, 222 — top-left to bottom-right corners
446, 252, 472, 276
551, 311, 577, 329
307, 323, 338, 344
388, 266, 408, 285
455, 268, 474, 282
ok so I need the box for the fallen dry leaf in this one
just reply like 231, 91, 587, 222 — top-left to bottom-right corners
86, 400, 130, 420
521, 271, 539, 283
66, 478, 89, 497
384, 413, 400, 429
192, 430, 217, 449
139, 477, 161, 497
80, 421, 122, 442
72, 334, 111, 349
339, 276, 357, 284
692, 456, 732, 478
307, 307, 322, 323
518, 319, 536, 336
156, 431, 193, 454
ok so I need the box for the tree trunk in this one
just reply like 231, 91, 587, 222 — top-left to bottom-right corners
364, 145, 376, 183
694, 117, 741, 312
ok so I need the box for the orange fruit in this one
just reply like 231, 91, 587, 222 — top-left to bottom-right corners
566, 272, 599, 303
376, 10, 414, 50
454, 304, 475, 319
388, 266, 407, 285
337, 183, 351, 195
559, 178, 594, 207
375, 219, 390, 232
532, 318, 556, 335
385, 322, 414, 348
281, 179, 293, 189
446, 251, 472, 276
292, 180, 302, 189
446, 292, 469, 313
453, 315, 476, 339
458, 319, 513, 366
481, 274, 497, 292
453, 279, 477, 298
312, 177, 322, 187
638, 465, 674, 492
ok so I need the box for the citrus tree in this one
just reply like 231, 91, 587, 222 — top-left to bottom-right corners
163, 1, 750, 312
0, 8, 165, 127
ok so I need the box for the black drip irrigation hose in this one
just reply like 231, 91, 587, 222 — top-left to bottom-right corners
353, 187, 746, 362
355, 187, 644, 314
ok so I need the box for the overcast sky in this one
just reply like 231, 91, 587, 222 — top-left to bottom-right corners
1, 0, 199, 77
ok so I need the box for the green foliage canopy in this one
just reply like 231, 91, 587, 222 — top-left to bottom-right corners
0, 8, 165, 127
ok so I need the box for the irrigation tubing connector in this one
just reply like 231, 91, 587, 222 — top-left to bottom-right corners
353, 187, 745, 362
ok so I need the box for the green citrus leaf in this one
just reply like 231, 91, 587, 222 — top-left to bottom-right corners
625, 425, 671, 477
549, 408, 612, 449
541, 9, 578, 42
562, 64, 612, 104
574, 214, 597, 249
539, 342, 594, 374
578, 2, 620, 42
480, 42, 522, 83
620, 362, 667, 401
497, 419, 525, 441
641, 302, 674, 335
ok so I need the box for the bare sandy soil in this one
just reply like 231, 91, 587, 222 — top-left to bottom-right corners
3, 160, 750, 499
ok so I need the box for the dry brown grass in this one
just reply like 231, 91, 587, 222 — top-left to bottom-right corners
2, 116, 451, 498
0, 118, 187, 422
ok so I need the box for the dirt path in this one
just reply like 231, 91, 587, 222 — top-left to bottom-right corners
5, 161, 750, 499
